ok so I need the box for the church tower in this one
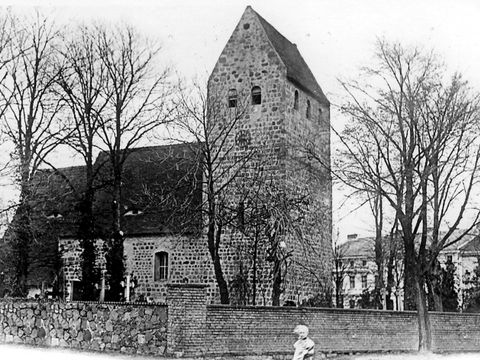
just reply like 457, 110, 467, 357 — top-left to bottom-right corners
207, 6, 332, 305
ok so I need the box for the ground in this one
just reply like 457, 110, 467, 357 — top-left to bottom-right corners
1, 344, 480, 360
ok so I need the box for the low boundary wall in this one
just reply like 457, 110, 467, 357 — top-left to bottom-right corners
0, 300, 167, 356
1, 284, 480, 357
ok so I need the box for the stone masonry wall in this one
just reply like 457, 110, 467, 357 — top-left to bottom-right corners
61, 235, 216, 303
207, 6, 332, 305
0, 300, 167, 356
124, 236, 213, 303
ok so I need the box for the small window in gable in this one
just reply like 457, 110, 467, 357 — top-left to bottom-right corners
228, 89, 237, 108
251, 86, 261, 105
125, 208, 143, 216
306, 100, 311, 119
154, 251, 169, 281
46, 211, 63, 220
293, 90, 299, 110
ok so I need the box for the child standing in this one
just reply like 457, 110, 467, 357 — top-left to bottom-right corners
292, 325, 315, 360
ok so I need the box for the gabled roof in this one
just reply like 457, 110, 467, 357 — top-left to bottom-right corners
458, 235, 480, 253
249, 7, 329, 105
338, 237, 375, 258
92, 143, 203, 237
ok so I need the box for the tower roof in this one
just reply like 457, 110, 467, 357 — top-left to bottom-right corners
248, 7, 329, 105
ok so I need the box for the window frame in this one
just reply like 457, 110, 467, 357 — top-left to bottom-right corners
349, 275, 355, 289
228, 88, 237, 108
361, 274, 367, 289
154, 251, 169, 281
293, 90, 299, 110
306, 100, 311, 119
251, 86, 261, 105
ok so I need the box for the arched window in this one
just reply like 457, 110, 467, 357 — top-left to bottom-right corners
293, 90, 299, 110
154, 251, 169, 281
306, 100, 311, 119
228, 89, 237, 108
251, 86, 261, 105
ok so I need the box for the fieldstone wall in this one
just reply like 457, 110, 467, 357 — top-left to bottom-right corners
0, 300, 167, 356
59, 238, 105, 283
207, 6, 332, 305
124, 236, 213, 303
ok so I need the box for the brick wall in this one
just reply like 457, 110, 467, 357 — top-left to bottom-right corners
0, 300, 167, 356
166, 284, 208, 356
205, 305, 480, 356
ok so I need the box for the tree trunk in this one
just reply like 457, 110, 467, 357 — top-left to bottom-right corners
106, 167, 125, 301
79, 161, 98, 300
207, 211, 229, 303
415, 276, 432, 352
11, 173, 33, 297
252, 232, 258, 305
403, 234, 417, 310
11, 201, 31, 297
272, 257, 282, 306
206, 173, 230, 304
386, 249, 395, 310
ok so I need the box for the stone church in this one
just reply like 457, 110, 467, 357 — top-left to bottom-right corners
3, 7, 332, 305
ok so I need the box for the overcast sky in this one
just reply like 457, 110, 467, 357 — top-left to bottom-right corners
1, 0, 480, 239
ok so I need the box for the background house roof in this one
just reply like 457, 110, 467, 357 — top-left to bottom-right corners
338, 230, 479, 261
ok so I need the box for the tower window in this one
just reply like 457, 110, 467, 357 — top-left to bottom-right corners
154, 251, 169, 281
306, 100, 311, 119
251, 86, 261, 105
293, 90, 299, 110
228, 89, 237, 108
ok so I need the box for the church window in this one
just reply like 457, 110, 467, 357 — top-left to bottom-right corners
228, 89, 237, 108
251, 86, 261, 105
306, 100, 311, 118
293, 90, 299, 110
154, 251, 169, 281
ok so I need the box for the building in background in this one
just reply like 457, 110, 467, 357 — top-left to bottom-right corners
335, 231, 479, 311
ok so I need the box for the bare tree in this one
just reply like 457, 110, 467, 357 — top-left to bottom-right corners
0, 13, 66, 296
95, 24, 173, 300
171, 80, 253, 304
55, 23, 112, 299
337, 39, 480, 351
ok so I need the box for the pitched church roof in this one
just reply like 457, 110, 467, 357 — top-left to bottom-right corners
31, 142, 203, 238
249, 7, 329, 105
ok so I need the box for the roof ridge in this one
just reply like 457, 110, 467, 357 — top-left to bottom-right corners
248, 7, 329, 105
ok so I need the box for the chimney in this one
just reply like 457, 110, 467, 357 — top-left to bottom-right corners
347, 234, 358, 240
